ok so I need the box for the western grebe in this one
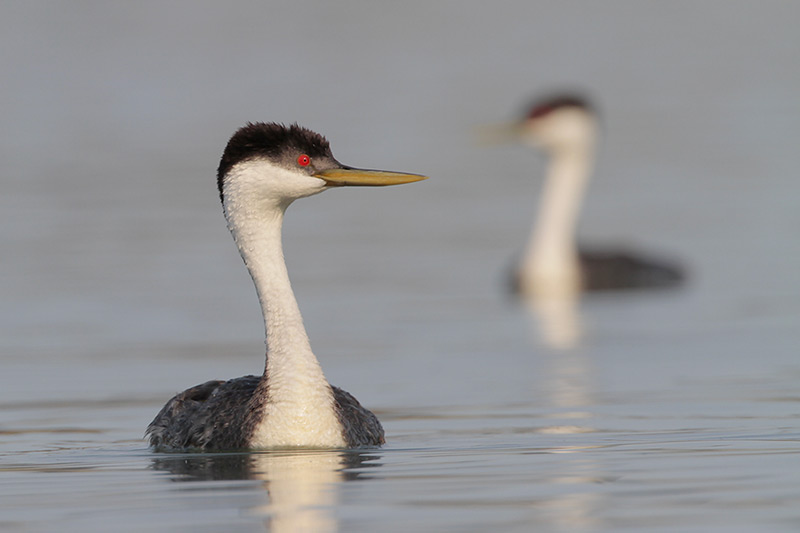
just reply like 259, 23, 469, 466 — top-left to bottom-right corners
505, 94, 684, 295
147, 122, 426, 451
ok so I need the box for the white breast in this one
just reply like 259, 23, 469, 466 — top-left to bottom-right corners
249, 382, 347, 448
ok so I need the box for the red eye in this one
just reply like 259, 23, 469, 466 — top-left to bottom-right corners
297, 154, 311, 167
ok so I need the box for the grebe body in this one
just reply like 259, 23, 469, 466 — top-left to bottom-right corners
147, 123, 425, 450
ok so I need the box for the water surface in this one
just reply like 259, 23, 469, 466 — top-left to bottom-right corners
1, 2, 799, 531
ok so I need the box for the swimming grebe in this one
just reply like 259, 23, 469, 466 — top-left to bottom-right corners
147, 122, 426, 451
509, 94, 684, 296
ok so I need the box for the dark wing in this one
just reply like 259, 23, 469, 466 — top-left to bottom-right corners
146, 376, 262, 451
579, 247, 684, 291
332, 386, 385, 447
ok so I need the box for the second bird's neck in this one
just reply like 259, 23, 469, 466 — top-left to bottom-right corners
521, 142, 593, 294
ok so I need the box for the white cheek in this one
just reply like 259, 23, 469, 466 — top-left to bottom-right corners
223, 160, 328, 208
283, 173, 328, 199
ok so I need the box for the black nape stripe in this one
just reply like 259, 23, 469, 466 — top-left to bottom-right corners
525, 93, 593, 120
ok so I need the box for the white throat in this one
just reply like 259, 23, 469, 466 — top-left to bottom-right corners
222, 162, 346, 447
520, 140, 593, 296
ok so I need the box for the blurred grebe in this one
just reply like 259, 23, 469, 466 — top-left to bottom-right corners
504, 94, 684, 296
147, 123, 426, 451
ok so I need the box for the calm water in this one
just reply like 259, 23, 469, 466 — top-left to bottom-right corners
2, 2, 799, 531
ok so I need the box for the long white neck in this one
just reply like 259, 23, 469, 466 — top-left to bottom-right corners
227, 204, 318, 374
222, 164, 346, 447
520, 140, 593, 295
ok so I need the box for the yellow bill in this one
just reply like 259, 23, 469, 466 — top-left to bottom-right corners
315, 168, 428, 187
474, 121, 525, 146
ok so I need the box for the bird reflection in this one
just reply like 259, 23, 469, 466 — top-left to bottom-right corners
151, 450, 380, 532
534, 318, 607, 528
523, 291, 582, 350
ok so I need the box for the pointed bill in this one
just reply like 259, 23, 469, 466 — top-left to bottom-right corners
315, 168, 427, 187
474, 121, 525, 146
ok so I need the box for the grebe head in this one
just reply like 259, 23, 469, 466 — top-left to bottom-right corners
217, 122, 426, 211
519, 95, 596, 152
